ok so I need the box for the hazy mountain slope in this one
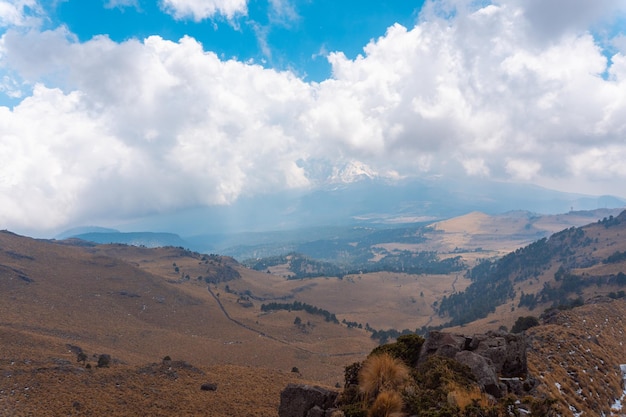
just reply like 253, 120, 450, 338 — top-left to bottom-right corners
65, 231, 189, 248
437, 210, 626, 329
198, 208, 622, 262
126, 177, 625, 238
423, 208, 624, 256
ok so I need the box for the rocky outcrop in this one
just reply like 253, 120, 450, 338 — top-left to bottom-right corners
420, 330, 530, 398
278, 384, 340, 417
454, 351, 502, 397
419, 331, 469, 359
468, 331, 527, 377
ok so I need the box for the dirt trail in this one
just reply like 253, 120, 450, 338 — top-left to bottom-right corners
207, 287, 368, 357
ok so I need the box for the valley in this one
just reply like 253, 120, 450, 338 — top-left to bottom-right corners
2, 207, 626, 416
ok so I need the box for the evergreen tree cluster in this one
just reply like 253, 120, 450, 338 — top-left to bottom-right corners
260, 301, 339, 323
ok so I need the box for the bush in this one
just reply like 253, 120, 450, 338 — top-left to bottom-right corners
368, 391, 403, 417
511, 316, 539, 333
359, 353, 410, 402
369, 334, 425, 367
97, 354, 111, 368
76, 352, 88, 365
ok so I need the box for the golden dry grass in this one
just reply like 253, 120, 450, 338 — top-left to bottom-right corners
358, 353, 410, 401
526, 299, 626, 416
446, 384, 491, 409
368, 390, 404, 417
0, 355, 304, 416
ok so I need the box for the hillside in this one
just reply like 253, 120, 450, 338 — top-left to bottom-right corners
3, 209, 626, 415
324, 297, 626, 417
0, 231, 377, 415
437, 210, 626, 331
527, 298, 626, 416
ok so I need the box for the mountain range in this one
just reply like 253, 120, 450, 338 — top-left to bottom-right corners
3, 208, 626, 415
72, 176, 624, 242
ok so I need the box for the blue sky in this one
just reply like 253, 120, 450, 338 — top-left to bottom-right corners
46, 0, 422, 82
1, 0, 626, 235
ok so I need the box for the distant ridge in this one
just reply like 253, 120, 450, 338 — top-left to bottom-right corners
55, 226, 120, 240
66, 231, 189, 248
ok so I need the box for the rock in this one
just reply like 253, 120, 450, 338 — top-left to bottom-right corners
200, 383, 217, 391
455, 351, 503, 398
419, 330, 529, 397
306, 406, 325, 417
419, 331, 468, 362
469, 331, 527, 377
278, 384, 339, 417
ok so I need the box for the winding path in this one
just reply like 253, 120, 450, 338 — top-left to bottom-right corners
206, 286, 368, 357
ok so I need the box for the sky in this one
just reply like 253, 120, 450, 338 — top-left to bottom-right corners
1, 0, 626, 236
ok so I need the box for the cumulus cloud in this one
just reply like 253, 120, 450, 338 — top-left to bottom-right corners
0, 0, 41, 28
1, 0, 626, 233
516, 0, 626, 41
0, 32, 313, 232
160, 0, 248, 21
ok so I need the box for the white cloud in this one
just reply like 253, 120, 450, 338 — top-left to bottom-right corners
1, 0, 626, 233
268, 0, 298, 26
0, 32, 314, 232
160, 0, 247, 21
104, 0, 140, 10
514, 0, 626, 41
0, 0, 41, 28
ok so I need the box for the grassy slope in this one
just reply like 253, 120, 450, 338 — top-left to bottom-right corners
0, 231, 376, 415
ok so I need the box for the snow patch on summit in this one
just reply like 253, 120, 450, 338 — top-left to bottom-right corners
328, 160, 400, 184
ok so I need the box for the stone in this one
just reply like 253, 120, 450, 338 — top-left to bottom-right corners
278, 384, 338, 417
455, 351, 503, 398
200, 383, 217, 391
469, 331, 527, 377
419, 330, 529, 398
306, 405, 325, 417
419, 331, 468, 362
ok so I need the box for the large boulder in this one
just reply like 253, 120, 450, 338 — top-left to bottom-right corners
278, 384, 339, 417
455, 351, 503, 398
468, 331, 527, 377
419, 331, 469, 362
419, 330, 529, 397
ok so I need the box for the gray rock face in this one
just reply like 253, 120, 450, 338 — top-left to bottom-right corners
278, 384, 339, 417
419, 331, 468, 360
419, 330, 529, 397
455, 351, 503, 398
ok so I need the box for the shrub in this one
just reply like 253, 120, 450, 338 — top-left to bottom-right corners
368, 391, 403, 417
97, 354, 111, 368
370, 334, 424, 367
76, 352, 88, 365
511, 316, 539, 333
359, 353, 410, 402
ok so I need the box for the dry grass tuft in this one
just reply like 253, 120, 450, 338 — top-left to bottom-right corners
446, 383, 491, 409
368, 391, 404, 417
359, 353, 410, 401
